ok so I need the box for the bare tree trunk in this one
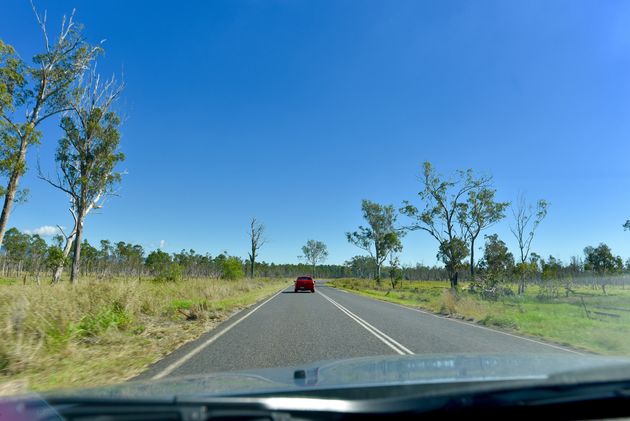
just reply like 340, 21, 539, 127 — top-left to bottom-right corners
52, 234, 76, 284
469, 239, 475, 280
248, 217, 266, 279
0, 151, 25, 247
70, 212, 84, 285
51, 198, 99, 284
450, 271, 459, 289
0, 79, 43, 247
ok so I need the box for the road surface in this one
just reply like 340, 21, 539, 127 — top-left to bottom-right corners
138, 282, 579, 380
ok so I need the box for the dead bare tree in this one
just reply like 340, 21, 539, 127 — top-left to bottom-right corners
248, 217, 266, 278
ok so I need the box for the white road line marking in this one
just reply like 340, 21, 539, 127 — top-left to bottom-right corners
324, 293, 414, 355
318, 290, 414, 355
334, 288, 583, 355
151, 288, 286, 380
322, 295, 408, 355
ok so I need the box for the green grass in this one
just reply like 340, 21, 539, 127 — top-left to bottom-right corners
0, 277, 289, 395
329, 278, 630, 355
0, 278, 17, 286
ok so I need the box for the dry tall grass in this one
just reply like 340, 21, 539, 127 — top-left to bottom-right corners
0, 277, 288, 394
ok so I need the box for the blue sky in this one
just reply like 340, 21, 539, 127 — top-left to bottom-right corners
1, 0, 630, 266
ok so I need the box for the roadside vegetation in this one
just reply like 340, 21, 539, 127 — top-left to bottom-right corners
339, 161, 630, 356
330, 278, 630, 356
0, 276, 288, 395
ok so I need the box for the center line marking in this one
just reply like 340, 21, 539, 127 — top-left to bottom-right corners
318, 290, 414, 355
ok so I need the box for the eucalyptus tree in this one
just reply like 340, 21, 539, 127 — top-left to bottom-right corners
44, 245, 65, 282
458, 184, 509, 280
28, 233, 48, 284
146, 249, 172, 278
301, 239, 328, 276
584, 243, 623, 295
478, 233, 514, 276
346, 200, 403, 283
344, 255, 376, 279
2, 227, 30, 275
0, 6, 99, 247
98, 239, 113, 274
401, 162, 490, 289
510, 195, 549, 294
40, 66, 124, 284
388, 253, 403, 289
1, 228, 50, 281
113, 241, 144, 278
79, 239, 99, 276
49, 212, 76, 283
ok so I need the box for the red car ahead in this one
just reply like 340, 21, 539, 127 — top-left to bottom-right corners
294, 276, 315, 293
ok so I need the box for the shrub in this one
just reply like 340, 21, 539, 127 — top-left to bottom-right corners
145, 250, 172, 274
469, 274, 514, 300
76, 302, 132, 337
439, 289, 458, 315
221, 257, 244, 280
153, 263, 183, 282
0, 346, 9, 373
165, 264, 183, 282
45, 323, 76, 351
170, 299, 193, 311
537, 277, 562, 300
480, 314, 518, 330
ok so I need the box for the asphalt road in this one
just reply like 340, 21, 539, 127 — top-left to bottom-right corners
138, 282, 580, 380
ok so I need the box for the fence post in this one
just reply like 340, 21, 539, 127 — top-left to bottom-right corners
580, 296, 590, 319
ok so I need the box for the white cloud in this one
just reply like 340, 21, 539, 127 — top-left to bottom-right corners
159, 239, 166, 249
25, 225, 61, 237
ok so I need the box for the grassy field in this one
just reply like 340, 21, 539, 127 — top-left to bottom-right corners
0, 277, 289, 395
329, 278, 630, 356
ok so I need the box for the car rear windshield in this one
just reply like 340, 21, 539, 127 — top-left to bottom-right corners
297, 277, 312, 281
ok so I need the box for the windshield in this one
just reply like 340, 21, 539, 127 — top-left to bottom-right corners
1, 0, 630, 401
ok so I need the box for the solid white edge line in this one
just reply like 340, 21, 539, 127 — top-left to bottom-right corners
151, 288, 286, 380
319, 290, 414, 355
333, 287, 583, 355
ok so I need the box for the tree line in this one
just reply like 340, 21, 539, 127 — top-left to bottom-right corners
0, 225, 449, 283
2, 219, 627, 292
